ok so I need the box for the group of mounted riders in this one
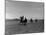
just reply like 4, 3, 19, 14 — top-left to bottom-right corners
20, 16, 38, 25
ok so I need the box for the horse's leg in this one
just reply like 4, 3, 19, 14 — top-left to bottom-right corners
24, 24, 26, 25
20, 20, 22, 24
24, 22, 26, 26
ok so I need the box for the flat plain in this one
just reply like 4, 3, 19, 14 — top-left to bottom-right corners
5, 19, 44, 35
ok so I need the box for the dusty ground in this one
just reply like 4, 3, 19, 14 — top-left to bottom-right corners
5, 20, 44, 35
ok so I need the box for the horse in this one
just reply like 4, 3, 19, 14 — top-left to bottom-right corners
23, 18, 27, 25
20, 16, 24, 24
35, 19, 38, 22
20, 17, 27, 25
30, 18, 33, 22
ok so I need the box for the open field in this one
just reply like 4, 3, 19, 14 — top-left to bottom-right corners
5, 20, 44, 35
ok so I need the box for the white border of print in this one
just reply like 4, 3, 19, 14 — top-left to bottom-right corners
0, 0, 46, 35
0, 0, 5, 35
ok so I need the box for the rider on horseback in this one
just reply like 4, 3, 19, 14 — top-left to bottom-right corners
20, 16, 27, 25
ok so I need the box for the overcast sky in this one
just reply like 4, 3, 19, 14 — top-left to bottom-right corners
6, 0, 44, 19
